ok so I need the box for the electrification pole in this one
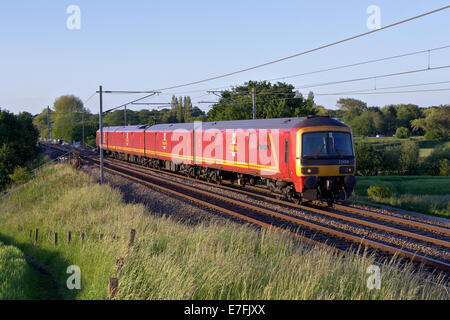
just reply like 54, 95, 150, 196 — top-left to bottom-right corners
82, 112, 85, 146
252, 88, 256, 120
47, 106, 50, 141
96, 87, 159, 184
124, 105, 127, 126
99, 85, 104, 184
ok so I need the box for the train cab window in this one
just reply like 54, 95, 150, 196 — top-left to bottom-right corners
302, 132, 353, 158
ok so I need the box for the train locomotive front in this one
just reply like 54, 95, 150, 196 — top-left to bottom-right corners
294, 116, 356, 204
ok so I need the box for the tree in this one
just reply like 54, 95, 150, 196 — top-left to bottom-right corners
0, 109, 39, 165
71, 121, 98, 147
0, 144, 18, 189
421, 143, 450, 175
354, 141, 381, 175
33, 108, 54, 139
52, 95, 85, 141
17, 112, 39, 159
395, 104, 422, 131
380, 145, 401, 175
381, 105, 397, 135
162, 96, 205, 123
399, 141, 419, 174
411, 105, 449, 141
366, 107, 385, 135
0, 108, 39, 190
395, 127, 410, 139
207, 81, 316, 121
336, 98, 367, 123
349, 112, 376, 137
313, 105, 330, 116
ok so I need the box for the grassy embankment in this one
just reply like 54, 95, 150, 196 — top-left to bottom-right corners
0, 241, 37, 299
0, 164, 448, 299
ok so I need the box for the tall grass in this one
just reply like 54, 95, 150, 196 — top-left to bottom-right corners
118, 223, 448, 299
0, 164, 448, 299
0, 242, 37, 299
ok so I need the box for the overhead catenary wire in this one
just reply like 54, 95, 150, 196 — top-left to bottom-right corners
313, 80, 450, 96
202, 65, 450, 97
199, 87, 450, 106
102, 92, 160, 113
167, 44, 450, 99
316, 87, 450, 96
268, 44, 450, 82
293, 65, 450, 89
83, 92, 97, 105
151, 43, 450, 98
148, 5, 450, 92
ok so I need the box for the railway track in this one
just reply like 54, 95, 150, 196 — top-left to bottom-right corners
112, 157, 450, 238
41, 143, 450, 276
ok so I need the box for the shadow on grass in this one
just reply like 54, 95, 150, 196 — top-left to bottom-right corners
0, 233, 78, 300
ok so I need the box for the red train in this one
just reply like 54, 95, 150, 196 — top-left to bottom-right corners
96, 116, 356, 204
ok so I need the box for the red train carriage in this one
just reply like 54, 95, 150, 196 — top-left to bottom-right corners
97, 116, 356, 204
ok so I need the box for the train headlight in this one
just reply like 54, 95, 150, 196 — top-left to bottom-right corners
339, 166, 354, 174
301, 167, 319, 175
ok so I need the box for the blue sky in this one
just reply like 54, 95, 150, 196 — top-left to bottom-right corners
0, 0, 449, 115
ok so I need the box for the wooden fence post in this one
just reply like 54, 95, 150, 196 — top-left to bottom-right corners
108, 278, 118, 299
115, 258, 124, 277
128, 229, 136, 248
34, 228, 38, 246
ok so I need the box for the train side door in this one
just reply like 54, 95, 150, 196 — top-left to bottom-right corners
248, 131, 258, 174
284, 135, 290, 177
214, 132, 221, 166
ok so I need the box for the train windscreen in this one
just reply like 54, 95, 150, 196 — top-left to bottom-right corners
302, 131, 353, 158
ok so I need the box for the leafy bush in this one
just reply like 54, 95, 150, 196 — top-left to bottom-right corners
354, 141, 381, 176
399, 141, 419, 174
424, 130, 446, 141
438, 159, 450, 176
0, 109, 40, 190
380, 145, 401, 174
9, 166, 32, 186
367, 185, 391, 199
421, 144, 450, 175
0, 144, 18, 190
395, 127, 410, 139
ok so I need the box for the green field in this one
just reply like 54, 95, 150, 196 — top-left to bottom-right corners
352, 176, 450, 217
354, 136, 448, 159
0, 164, 448, 299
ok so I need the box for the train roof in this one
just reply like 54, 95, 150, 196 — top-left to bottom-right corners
100, 125, 147, 132
146, 116, 347, 131
99, 116, 347, 132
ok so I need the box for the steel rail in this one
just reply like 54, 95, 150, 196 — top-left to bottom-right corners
107, 157, 450, 247
234, 181, 450, 236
